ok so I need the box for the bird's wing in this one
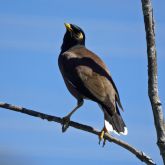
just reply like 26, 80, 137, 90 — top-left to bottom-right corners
76, 65, 107, 102
76, 65, 118, 113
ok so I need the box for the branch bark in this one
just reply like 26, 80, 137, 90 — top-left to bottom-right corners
0, 102, 155, 164
141, 0, 165, 164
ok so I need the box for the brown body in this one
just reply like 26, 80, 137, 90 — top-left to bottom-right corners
59, 45, 121, 113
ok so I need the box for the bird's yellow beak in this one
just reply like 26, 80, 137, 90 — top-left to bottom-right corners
64, 23, 72, 32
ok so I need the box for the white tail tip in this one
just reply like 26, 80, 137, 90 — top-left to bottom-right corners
120, 127, 128, 135
105, 120, 128, 136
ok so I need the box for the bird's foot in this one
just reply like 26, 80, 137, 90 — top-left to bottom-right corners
62, 116, 70, 132
98, 127, 107, 147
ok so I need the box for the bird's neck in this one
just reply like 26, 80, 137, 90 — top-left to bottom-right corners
60, 40, 85, 54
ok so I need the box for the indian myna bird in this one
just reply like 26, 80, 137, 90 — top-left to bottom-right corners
58, 23, 128, 145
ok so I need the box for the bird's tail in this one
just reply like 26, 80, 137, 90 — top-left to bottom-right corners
102, 105, 128, 135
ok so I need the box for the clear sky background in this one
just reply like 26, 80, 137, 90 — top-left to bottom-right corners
0, 0, 164, 165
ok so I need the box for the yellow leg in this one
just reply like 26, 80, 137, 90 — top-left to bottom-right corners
98, 126, 108, 147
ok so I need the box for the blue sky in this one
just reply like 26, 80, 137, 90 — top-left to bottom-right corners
0, 0, 164, 165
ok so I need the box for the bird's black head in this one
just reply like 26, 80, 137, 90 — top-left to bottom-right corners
61, 23, 85, 53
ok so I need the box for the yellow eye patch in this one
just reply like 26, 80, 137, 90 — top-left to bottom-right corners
77, 32, 83, 39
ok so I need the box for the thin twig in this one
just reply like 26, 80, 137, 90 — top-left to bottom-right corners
0, 102, 155, 165
141, 0, 165, 164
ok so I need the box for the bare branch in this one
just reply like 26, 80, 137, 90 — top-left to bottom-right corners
0, 102, 155, 164
141, 0, 165, 164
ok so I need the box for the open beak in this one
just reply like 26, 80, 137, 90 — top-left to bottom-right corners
64, 23, 72, 32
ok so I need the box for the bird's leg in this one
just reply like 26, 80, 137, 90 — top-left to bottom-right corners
98, 126, 108, 147
62, 99, 84, 132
